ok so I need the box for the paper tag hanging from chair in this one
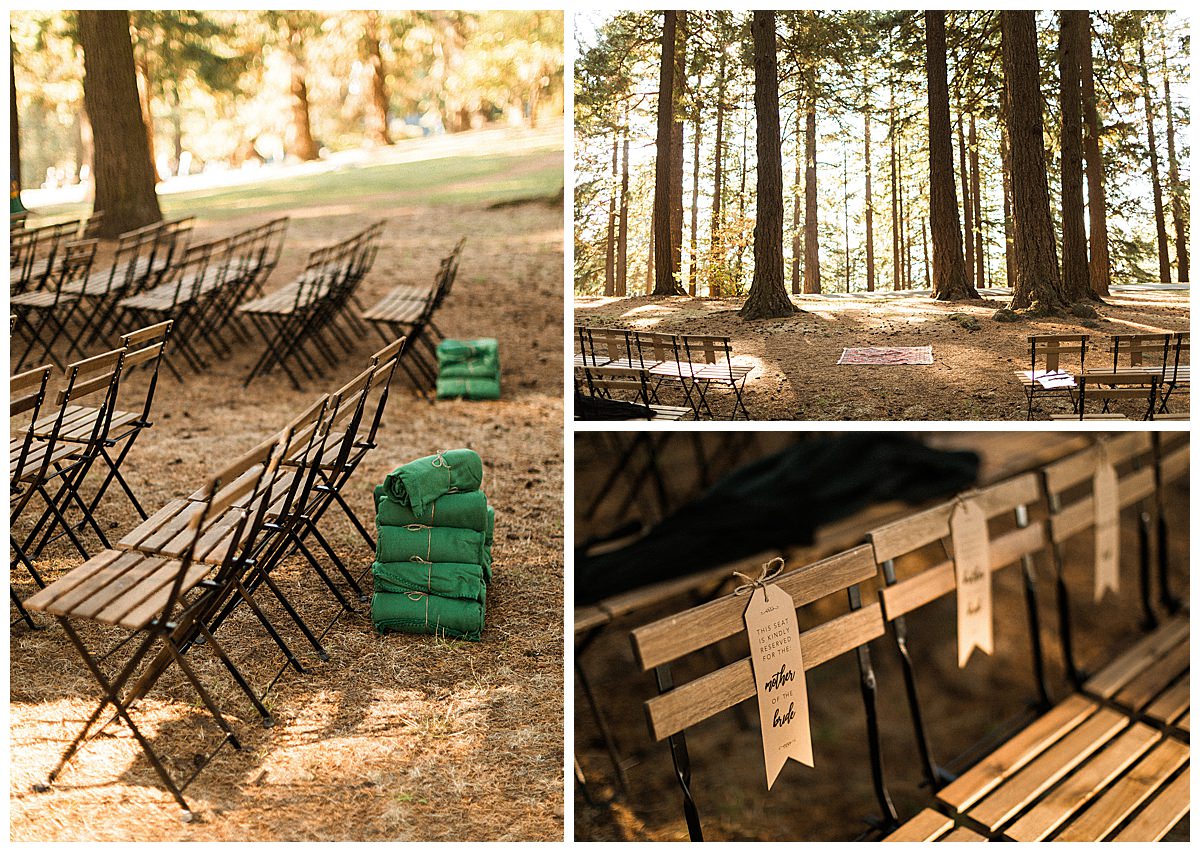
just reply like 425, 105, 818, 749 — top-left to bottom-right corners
737, 558, 814, 790
1092, 441, 1120, 602
950, 494, 993, 667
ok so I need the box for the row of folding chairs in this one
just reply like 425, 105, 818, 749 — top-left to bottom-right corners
631, 432, 1188, 841
575, 325, 754, 420
241, 221, 385, 389
10, 213, 104, 294
361, 237, 466, 400
11, 217, 193, 372
1021, 332, 1189, 419
114, 217, 289, 377
10, 322, 174, 628
19, 335, 407, 818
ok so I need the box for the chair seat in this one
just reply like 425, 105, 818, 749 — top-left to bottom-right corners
883, 808, 986, 841
10, 438, 80, 482
34, 405, 138, 443
696, 362, 754, 382
11, 290, 73, 309
118, 499, 244, 565
23, 548, 209, 631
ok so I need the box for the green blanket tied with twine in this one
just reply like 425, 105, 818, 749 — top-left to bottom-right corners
374, 487, 489, 531
436, 376, 501, 401
372, 591, 484, 641
382, 448, 483, 518
438, 338, 499, 370
436, 338, 500, 400
376, 524, 486, 565
372, 561, 487, 602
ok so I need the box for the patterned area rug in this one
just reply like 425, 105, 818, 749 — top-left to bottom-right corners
837, 346, 934, 365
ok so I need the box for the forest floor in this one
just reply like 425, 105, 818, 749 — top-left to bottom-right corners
573, 431, 1191, 842
11, 123, 565, 841
574, 285, 1189, 420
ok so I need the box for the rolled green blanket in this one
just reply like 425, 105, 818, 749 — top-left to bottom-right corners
372, 560, 487, 603
377, 524, 486, 565
438, 338, 499, 368
383, 449, 483, 517
482, 545, 492, 583
486, 506, 494, 546
437, 376, 501, 401
372, 591, 484, 641
374, 487, 489, 532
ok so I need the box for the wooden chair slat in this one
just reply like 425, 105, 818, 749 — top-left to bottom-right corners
1109, 765, 1190, 842
1160, 444, 1189, 483
631, 545, 877, 670
1082, 616, 1189, 699
644, 603, 885, 741
120, 319, 173, 346
11, 364, 53, 395
1141, 674, 1190, 726
23, 550, 126, 613
110, 563, 211, 631
120, 341, 164, 369
1112, 640, 1189, 711
882, 808, 953, 842
71, 555, 172, 621
941, 826, 988, 841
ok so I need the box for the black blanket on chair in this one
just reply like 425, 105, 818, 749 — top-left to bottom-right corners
575, 433, 980, 605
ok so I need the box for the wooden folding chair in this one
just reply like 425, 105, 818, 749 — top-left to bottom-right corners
1055, 370, 1160, 421
24, 434, 284, 819
630, 546, 899, 841
1017, 334, 1088, 420
10, 363, 58, 627
12, 239, 99, 372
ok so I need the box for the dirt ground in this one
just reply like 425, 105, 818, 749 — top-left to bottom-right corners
11, 150, 565, 840
574, 289, 1190, 420
573, 432, 1189, 841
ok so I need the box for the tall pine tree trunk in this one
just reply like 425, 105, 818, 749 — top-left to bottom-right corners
710, 48, 726, 293
864, 105, 875, 292
957, 110, 974, 287
925, 11, 975, 300
740, 10, 797, 320
689, 82, 701, 296
1059, 12, 1090, 303
791, 110, 802, 294
889, 81, 900, 290
10, 42, 20, 195
969, 115, 984, 288
646, 201, 655, 293
605, 128, 617, 296
364, 11, 393, 146
669, 12, 686, 292
285, 23, 320, 162
1002, 11, 1065, 311
616, 118, 630, 296
1079, 12, 1110, 296
922, 217, 930, 288
1138, 29, 1170, 282
803, 89, 820, 294
652, 11, 684, 296
1162, 62, 1188, 281
134, 53, 161, 183
77, 10, 162, 236
1000, 118, 1016, 289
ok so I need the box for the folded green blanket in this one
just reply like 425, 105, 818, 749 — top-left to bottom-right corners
439, 363, 500, 380
486, 506, 494, 546
377, 524, 486, 565
382, 449, 483, 517
374, 487, 489, 532
482, 545, 492, 583
372, 560, 487, 602
438, 338, 499, 368
437, 376, 501, 401
372, 591, 484, 641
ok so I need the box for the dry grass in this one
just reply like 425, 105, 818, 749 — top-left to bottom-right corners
11, 136, 564, 841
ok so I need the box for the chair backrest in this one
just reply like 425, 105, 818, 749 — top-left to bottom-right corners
631, 545, 895, 837
579, 326, 633, 366
679, 333, 731, 366
118, 320, 174, 421
10, 364, 55, 489
436, 236, 466, 302
51, 239, 100, 301
1076, 371, 1158, 420
362, 337, 407, 448
321, 365, 377, 476
1041, 434, 1154, 541
1029, 334, 1087, 373
632, 330, 675, 364
1108, 333, 1171, 369
56, 348, 127, 450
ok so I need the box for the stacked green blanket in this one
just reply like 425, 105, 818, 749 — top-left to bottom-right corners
372, 448, 493, 641
436, 338, 501, 400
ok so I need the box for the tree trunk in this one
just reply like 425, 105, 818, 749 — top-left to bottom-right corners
803, 90, 820, 294
1138, 30, 1170, 282
605, 128, 617, 296
1162, 61, 1188, 282
710, 49, 726, 278
889, 81, 900, 290
740, 11, 797, 320
1059, 11, 1091, 303
735, 84, 749, 283
899, 135, 909, 289
843, 147, 850, 291
969, 114, 984, 288
1002, 11, 1065, 311
689, 78, 701, 296
925, 11, 976, 300
957, 110, 974, 288
134, 53, 161, 183
1079, 12, 1110, 297
652, 11, 684, 296
922, 217, 930, 289
1000, 117, 1016, 289
285, 24, 320, 162
864, 105, 875, 292
10, 41, 20, 195
77, 10, 162, 236
364, 11, 393, 146
646, 199, 655, 293
791, 110, 802, 294
669, 12, 686, 292
617, 118, 630, 296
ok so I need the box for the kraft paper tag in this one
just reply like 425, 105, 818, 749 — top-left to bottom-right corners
950, 496, 993, 667
743, 583, 814, 789
1092, 447, 1120, 602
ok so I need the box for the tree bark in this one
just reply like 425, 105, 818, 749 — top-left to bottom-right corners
1079, 12, 1110, 296
646, 199, 655, 293
791, 110, 802, 294
1138, 29, 1170, 282
921, 217, 930, 289
1059, 11, 1091, 303
652, 11, 684, 296
802, 90, 820, 294
605, 127, 617, 296
689, 76, 701, 296
969, 114, 984, 288
364, 11, 393, 146
864, 105, 875, 292
285, 21, 320, 162
134, 52, 161, 183
1163, 60, 1188, 282
1000, 116, 1016, 289
10, 41, 20, 195
78, 10, 162, 236
889, 79, 900, 290
669, 12, 686, 292
957, 110, 974, 288
616, 116, 630, 297
1002, 11, 1065, 311
925, 11, 976, 300
740, 11, 797, 320
710, 49, 726, 278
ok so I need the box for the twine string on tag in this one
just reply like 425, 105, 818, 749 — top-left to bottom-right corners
734, 557, 786, 603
